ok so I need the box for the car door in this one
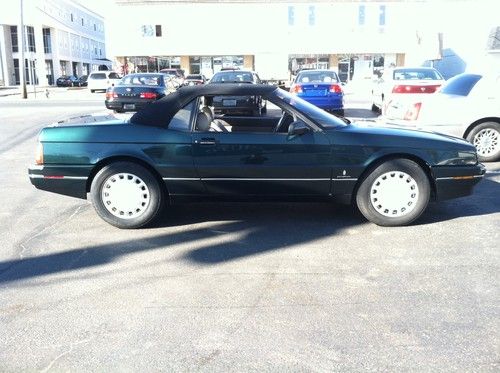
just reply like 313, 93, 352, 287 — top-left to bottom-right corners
191, 118, 332, 196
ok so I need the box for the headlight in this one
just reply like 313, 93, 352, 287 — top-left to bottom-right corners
438, 151, 477, 166
458, 151, 478, 165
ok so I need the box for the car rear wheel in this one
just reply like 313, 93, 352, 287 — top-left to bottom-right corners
90, 162, 164, 229
355, 159, 430, 226
466, 121, 500, 162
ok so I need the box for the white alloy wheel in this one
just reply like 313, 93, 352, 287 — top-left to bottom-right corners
369, 171, 419, 217
473, 127, 499, 158
101, 173, 150, 219
356, 159, 430, 226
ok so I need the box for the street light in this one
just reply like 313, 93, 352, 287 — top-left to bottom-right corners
19, 0, 27, 99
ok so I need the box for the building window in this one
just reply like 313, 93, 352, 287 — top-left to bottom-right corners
43, 28, 51, 53
71, 13, 73, 22
94, 24, 96, 31
189, 56, 200, 74
308, 6, 315, 26
81, 18, 84, 26
141, 25, 154, 37
26, 26, 36, 52
155, 25, 162, 37
379, 5, 386, 26
288, 6, 294, 26
358, 5, 365, 25
10, 26, 18, 52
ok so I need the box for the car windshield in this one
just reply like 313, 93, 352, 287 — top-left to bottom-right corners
393, 68, 443, 80
297, 71, 339, 83
211, 71, 254, 83
187, 75, 202, 80
439, 74, 482, 96
119, 74, 162, 86
91, 73, 106, 79
273, 88, 347, 128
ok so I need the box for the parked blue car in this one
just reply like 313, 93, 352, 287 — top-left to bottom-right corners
290, 69, 344, 116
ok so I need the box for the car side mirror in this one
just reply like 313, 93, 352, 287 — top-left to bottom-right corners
288, 120, 309, 137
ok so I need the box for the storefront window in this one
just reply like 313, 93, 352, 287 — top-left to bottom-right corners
289, 54, 329, 75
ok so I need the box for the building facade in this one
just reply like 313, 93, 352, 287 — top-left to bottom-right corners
110, 0, 412, 83
108, 0, 498, 84
0, 0, 109, 86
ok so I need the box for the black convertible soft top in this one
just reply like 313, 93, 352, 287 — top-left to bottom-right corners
130, 83, 277, 127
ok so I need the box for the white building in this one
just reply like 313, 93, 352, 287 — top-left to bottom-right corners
0, 0, 109, 86
107, 0, 498, 83
107, 0, 437, 83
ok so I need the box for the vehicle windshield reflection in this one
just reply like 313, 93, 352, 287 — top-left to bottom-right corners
273, 88, 347, 128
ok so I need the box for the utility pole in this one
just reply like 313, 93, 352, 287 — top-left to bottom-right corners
19, 0, 27, 99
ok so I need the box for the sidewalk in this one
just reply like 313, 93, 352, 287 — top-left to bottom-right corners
0, 85, 104, 101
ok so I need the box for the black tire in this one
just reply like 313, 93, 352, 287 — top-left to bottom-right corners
90, 162, 164, 229
371, 103, 380, 112
90, 89, 95, 93
466, 121, 500, 162
355, 159, 430, 226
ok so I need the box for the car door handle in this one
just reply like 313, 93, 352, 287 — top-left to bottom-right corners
195, 138, 217, 145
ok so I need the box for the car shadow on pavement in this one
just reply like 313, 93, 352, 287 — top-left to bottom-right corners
0, 175, 497, 285
0, 203, 362, 285
160, 202, 361, 264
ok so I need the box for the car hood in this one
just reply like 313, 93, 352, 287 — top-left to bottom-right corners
325, 121, 477, 166
346, 120, 470, 145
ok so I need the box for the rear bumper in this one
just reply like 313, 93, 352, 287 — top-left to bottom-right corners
28, 164, 92, 199
432, 163, 486, 200
105, 99, 156, 112
298, 95, 344, 110
213, 103, 259, 114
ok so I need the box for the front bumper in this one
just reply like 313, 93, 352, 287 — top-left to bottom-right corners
432, 163, 486, 200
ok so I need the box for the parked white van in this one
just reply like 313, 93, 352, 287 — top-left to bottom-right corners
88, 71, 121, 92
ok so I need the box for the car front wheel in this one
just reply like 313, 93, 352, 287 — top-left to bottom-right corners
90, 162, 164, 229
355, 159, 430, 226
466, 121, 500, 162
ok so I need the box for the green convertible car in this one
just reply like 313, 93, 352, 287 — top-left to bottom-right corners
29, 84, 485, 229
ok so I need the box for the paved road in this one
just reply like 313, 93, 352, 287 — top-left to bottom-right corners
0, 93, 499, 371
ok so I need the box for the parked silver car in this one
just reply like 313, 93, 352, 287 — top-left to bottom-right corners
382, 72, 500, 162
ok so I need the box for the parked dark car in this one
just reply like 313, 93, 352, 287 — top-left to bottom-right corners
29, 84, 485, 229
56, 75, 78, 87
74, 75, 88, 87
105, 73, 177, 112
290, 69, 344, 115
184, 74, 207, 86
209, 70, 266, 115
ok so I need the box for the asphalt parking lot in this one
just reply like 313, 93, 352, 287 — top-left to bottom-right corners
0, 88, 499, 371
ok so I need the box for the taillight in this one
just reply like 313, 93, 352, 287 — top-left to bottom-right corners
290, 84, 302, 94
35, 142, 44, 165
329, 84, 343, 93
105, 91, 118, 99
140, 92, 158, 99
392, 84, 441, 94
404, 102, 422, 121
